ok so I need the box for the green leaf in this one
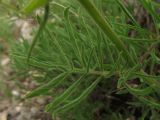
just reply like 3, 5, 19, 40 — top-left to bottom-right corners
27, 4, 49, 63
134, 72, 160, 80
140, 0, 160, 22
139, 96, 160, 109
26, 72, 68, 98
124, 83, 153, 96
53, 76, 102, 114
77, 0, 135, 66
46, 74, 86, 112
115, 0, 138, 26
22, 0, 49, 14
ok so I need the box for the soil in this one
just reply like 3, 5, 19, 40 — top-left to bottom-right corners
0, 38, 53, 120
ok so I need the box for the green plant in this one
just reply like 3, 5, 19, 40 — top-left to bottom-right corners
5, 0, 160, 119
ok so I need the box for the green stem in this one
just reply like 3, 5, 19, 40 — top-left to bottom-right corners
77, 0, 135, 66
27, 3, 49, 63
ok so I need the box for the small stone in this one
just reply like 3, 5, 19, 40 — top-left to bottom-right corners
36, 98, 45, 104
15, 106, 22, 112
30, 107, 38, 114
1, 57, 10, 67
11, 90, 20, 97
